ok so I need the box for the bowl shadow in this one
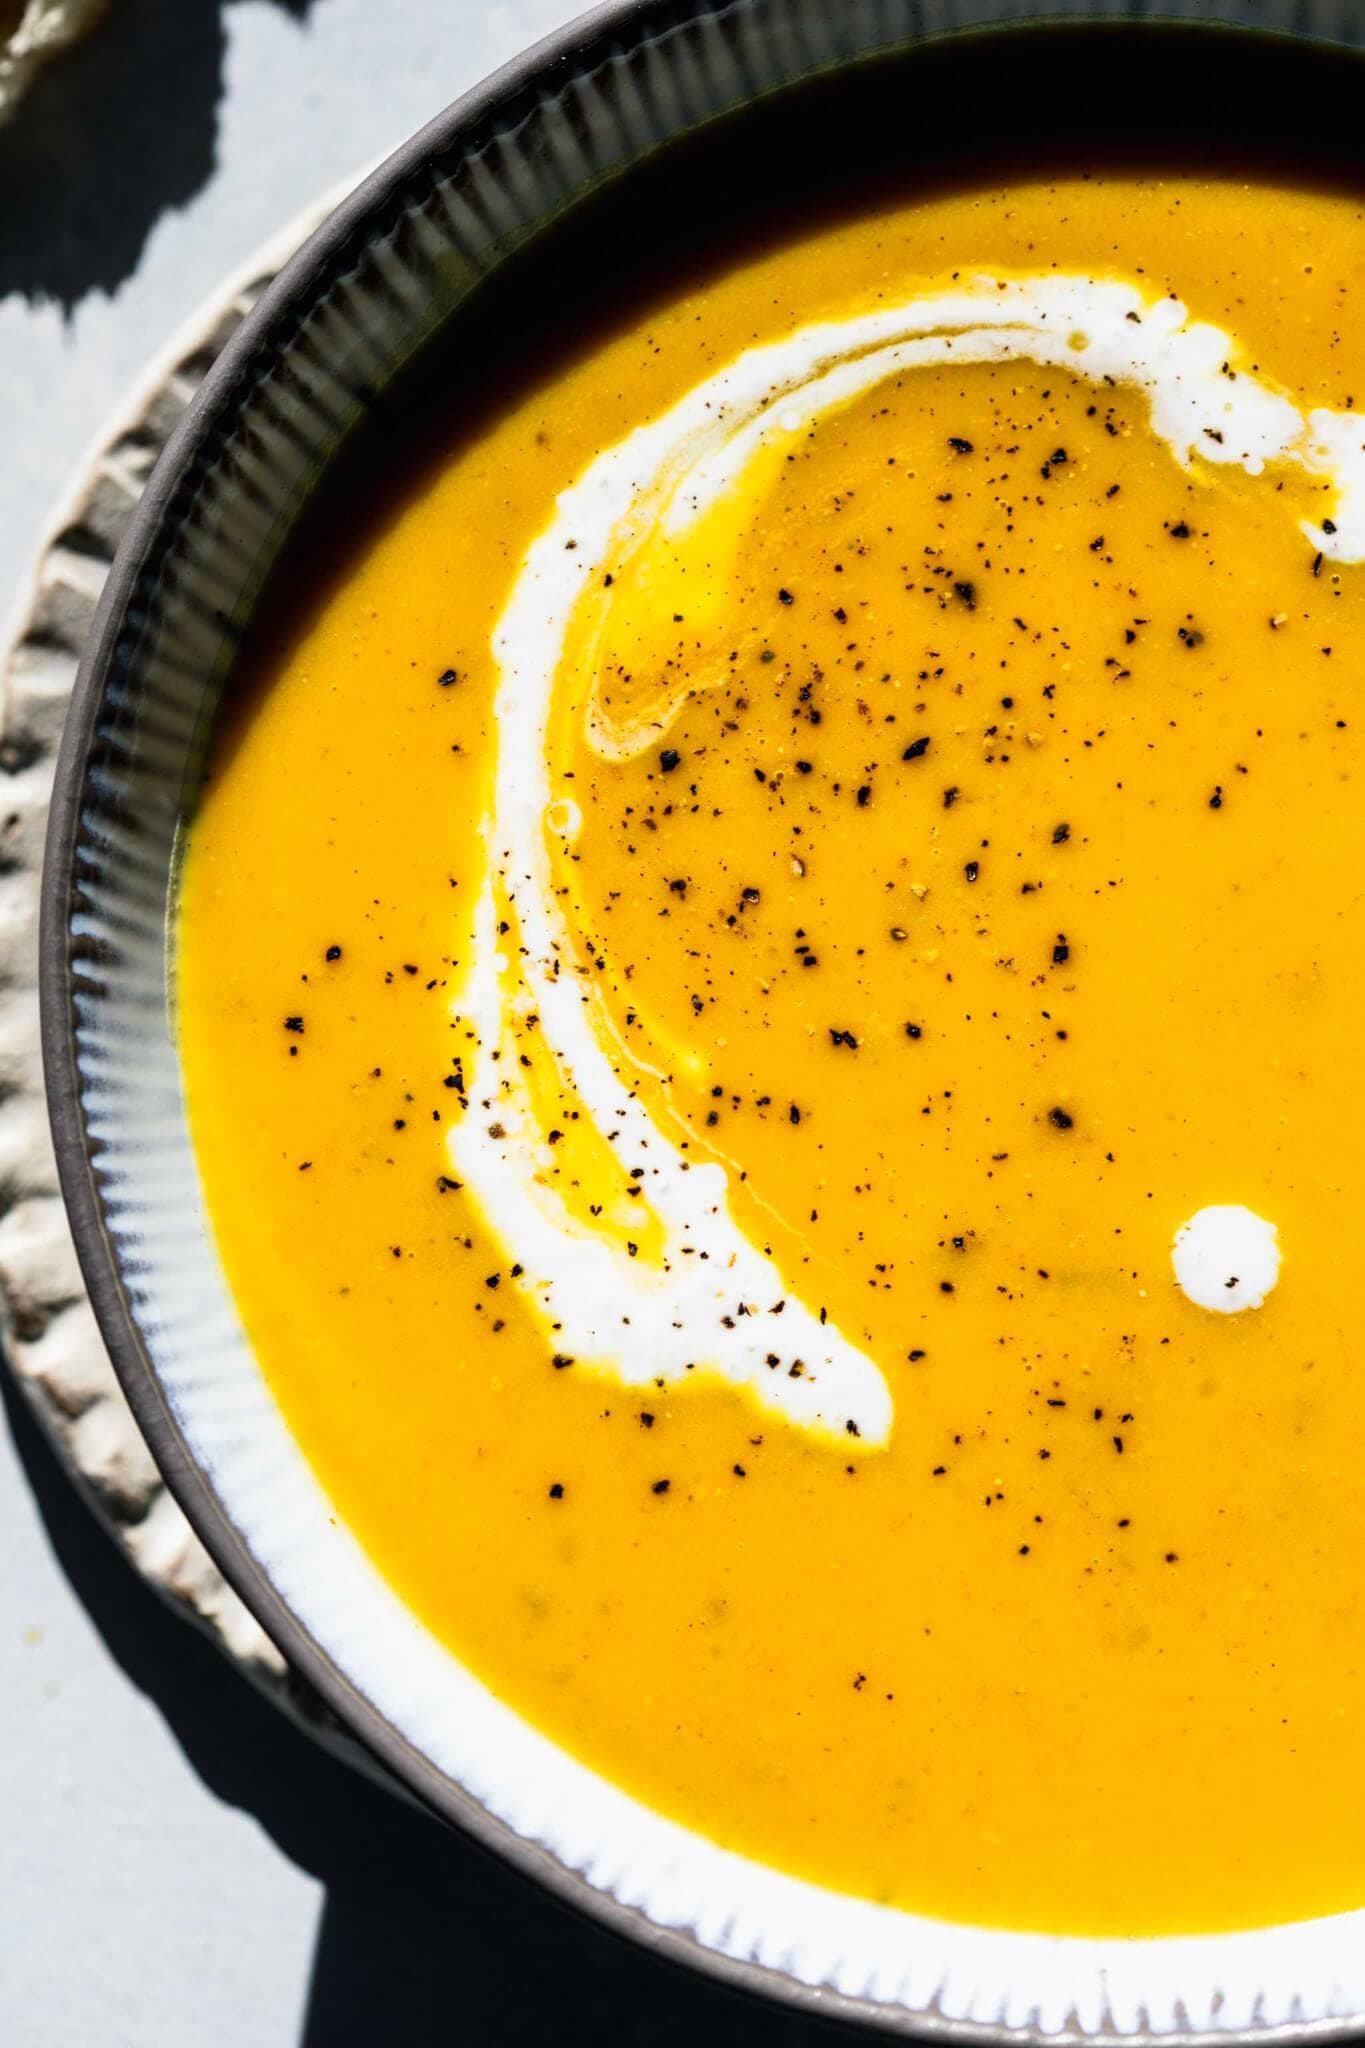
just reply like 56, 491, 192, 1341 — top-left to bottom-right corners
3, 1361, 860, 2047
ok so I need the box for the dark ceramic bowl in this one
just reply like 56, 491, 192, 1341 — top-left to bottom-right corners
40, 2, 1365, 2038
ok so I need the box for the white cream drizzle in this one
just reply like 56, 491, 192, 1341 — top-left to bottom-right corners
449, 272, 1363, 1446
1172, 1205, 1281, 1313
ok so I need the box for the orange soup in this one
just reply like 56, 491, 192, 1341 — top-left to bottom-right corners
178, 170, 1365, 1936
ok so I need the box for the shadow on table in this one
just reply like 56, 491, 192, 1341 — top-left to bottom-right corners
3, 1367, 856, 2048
0, 0, 318, 313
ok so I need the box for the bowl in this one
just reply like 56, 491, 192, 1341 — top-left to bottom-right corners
40, 1, 1365, 2037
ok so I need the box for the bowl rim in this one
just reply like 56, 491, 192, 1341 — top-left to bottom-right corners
38, 3, 1365, 2039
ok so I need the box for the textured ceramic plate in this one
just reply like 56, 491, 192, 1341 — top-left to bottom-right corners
1, 178, 410, 1772
40, 1, 1365, 2037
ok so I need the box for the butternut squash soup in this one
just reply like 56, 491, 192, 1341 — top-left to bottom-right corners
178, 171, 1365, 1936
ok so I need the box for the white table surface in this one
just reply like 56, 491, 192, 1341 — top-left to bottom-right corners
0, 3, 839, 2041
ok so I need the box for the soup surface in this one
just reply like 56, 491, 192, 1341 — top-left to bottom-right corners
179, 170, 1365, 1936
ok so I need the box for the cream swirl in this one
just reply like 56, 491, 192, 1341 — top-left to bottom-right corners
449, 272, 1365, 1446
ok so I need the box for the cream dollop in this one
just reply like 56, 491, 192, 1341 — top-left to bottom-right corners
450, 273, 1352, 1444
1172, 1206, 1281, 1313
